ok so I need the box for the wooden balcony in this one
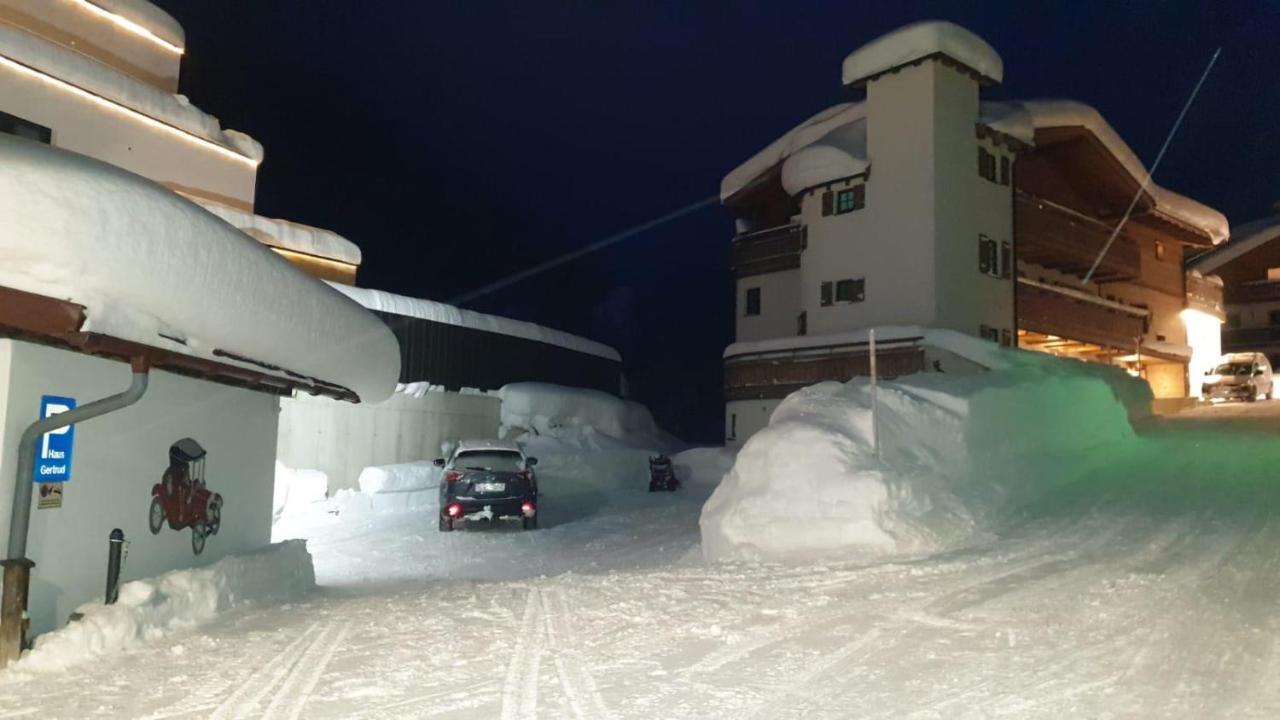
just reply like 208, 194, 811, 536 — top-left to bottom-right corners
1016, 194, 1140, 282
1016, 279, 1146, 352
731, 224, 806, 279
1185, 272, 1224, 319
724, 344, 924, 401
1224, 326, 1280, 350
1225, 280, 1280, 305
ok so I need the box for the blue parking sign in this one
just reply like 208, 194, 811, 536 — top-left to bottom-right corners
34, 395, 76, 483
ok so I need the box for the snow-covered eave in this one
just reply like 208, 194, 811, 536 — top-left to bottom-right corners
191, 199, 363, 266
0, 136, 399, 403
0, 25, 261, 165
1187, 215, 1280, 274
721, 102, 867, 203
329, 284, 623, 364
1018, 100, 1228, 245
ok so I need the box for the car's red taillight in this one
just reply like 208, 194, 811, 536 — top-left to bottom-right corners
446, 503, 463, 518
445, 471, 462, 483
520, 501, 536, 516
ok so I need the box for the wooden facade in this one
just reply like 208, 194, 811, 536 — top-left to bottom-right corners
730, 224, 806, 279
725, 343, 925, 401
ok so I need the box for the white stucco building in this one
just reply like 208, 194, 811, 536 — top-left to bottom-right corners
720, 22, 1228, 446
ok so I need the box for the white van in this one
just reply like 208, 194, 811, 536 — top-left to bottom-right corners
1202, 352, 1274, 402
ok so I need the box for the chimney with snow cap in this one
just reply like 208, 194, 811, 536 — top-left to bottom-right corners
797, 20, 1015, 342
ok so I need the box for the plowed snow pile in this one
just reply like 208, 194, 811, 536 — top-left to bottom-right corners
702, 333, 1151, 562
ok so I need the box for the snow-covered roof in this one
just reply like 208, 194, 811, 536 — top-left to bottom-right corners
194, 200, 363, 266
0, 25, 260, 162
841, 21, 1003, 87
0, 135, 399, 402
1187, 214, 1280, 274
1014, 100, 1228, 244
722, 102, 867, 200
329, 284, 622, 363
723, 95, 1228, 244
90, 0, 186, 49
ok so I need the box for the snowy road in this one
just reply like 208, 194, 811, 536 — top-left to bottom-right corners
4, 424, 1280, 718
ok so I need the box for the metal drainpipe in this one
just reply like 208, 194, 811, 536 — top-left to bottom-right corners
1, 356, 150, 667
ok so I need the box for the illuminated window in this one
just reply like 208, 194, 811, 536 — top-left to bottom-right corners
834, 185, 865, 214
0, 110, 50, 144
1154, 241, 1165, 260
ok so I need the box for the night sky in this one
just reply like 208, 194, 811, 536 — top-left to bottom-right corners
155, 1, 1280, 442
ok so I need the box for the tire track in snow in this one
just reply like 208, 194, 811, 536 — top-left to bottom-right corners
541, 586, 613, 720
744, 627, 883, 720
207, 621, 323, 720
500, 587, 543, 720
262, 621, 352, 720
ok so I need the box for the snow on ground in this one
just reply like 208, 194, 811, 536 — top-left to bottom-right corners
9, 540, 314, 676
4, 388, 1280, 717
703, 341, 1145, 562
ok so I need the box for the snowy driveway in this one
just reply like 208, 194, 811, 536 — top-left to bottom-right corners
4, 426, 1280, 718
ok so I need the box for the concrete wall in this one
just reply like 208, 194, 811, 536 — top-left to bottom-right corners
725, 398, 780, 449
0, 0, 182, 91
277, 391, 502, 491
0, 340, 277, 636
736, 270, 801, 343
0, 56, 257, 209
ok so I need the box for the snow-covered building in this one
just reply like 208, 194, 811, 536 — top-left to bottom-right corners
277, 285, 623, 490
0, 1, 399, 657
0, 0, 362, 284
720, 21, 1227, 444
1188, 214, 1280, 367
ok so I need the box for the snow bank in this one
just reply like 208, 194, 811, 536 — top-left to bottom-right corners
13, 541, 315, 675
0, 25, 259, 162
330, 284, 620, 363
702, 335, 1151, 563
357, 461, 441, 494
499, 382, 677, 451
195, 200, 362, 265
273, 461, 328, 520
841, 20, 1003, 86
0, 136, 399, 402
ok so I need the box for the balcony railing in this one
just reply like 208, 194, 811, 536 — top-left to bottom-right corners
1185, 273, 1224, 318
731, 224, 806, 278
1016, 194, 1140, 282
1224, 326, 1280, 348
724, 344, 924, 401
1225, 280, 1280, 304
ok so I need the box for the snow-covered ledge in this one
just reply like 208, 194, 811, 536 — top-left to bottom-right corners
841, 20, 1003, 87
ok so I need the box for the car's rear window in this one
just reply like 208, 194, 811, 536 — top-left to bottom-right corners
454, 451, 524, 472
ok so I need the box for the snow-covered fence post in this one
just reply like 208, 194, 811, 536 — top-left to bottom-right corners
869, 328, 880, 462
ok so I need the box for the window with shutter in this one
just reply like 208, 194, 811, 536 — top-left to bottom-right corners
999, 156, 1011, 186
820, 281, 833, 306
821, 191, 833, 216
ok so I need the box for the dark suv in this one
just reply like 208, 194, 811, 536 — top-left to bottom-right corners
435, 439, 539, 531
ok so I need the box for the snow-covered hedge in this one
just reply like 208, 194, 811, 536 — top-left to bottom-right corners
13, 541, 315, 674
701, 333, 1151, 563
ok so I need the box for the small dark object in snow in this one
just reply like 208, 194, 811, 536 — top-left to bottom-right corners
648, 454, 679, 492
